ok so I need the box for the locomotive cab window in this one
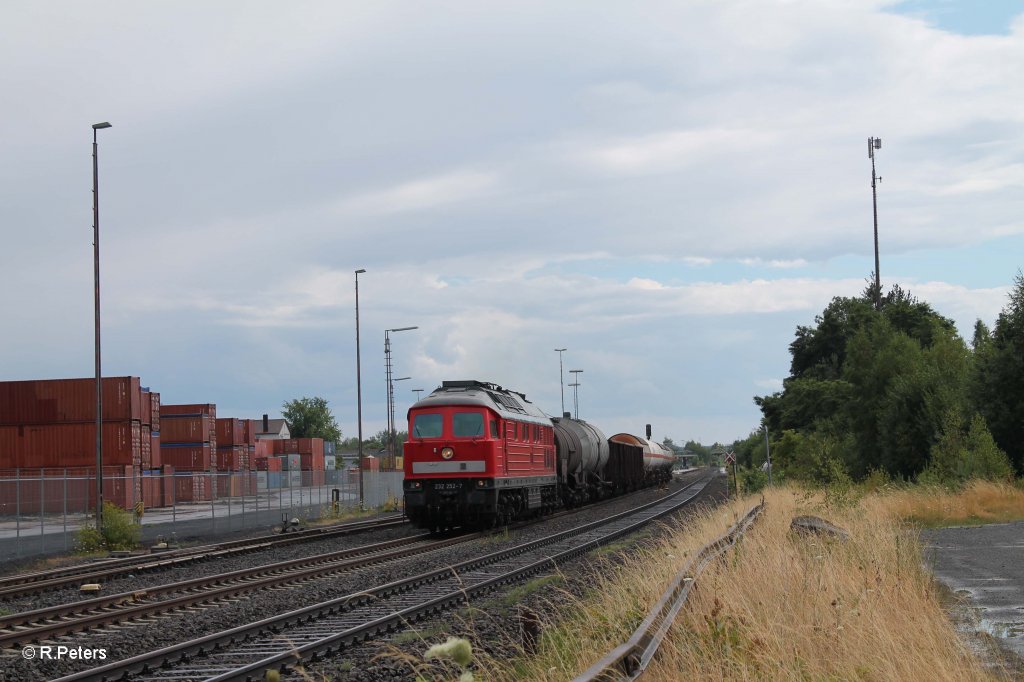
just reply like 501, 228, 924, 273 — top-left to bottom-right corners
453, 412, 484, 437
412, 413, 443, 438
490, 420, 499, 437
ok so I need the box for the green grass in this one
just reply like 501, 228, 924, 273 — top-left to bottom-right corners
500, 574, 565, 608
391, 624, 446, 645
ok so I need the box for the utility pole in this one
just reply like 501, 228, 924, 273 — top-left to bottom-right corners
569, 369, 583, 419
554, 348, 567, 416
869, 136, 883, 309
354, 269, 365, 509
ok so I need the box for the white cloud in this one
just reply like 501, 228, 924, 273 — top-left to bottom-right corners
3, 1, 1023, 445
334, 170, 500, 216
578, 128, 778, 176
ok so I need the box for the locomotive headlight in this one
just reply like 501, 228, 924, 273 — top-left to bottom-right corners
441, 447, 454, 460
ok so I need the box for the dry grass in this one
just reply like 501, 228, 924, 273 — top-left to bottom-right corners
878, 479, 1024, 528
478, 486, 998, 681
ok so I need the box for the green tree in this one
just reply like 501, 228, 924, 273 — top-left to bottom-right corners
972, 271, 1024, 473
757, 279, 974, 481
281, 396, 342, 443
923, 411, 1012, 484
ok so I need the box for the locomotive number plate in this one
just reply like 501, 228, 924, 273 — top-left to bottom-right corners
435, 483, 462, 490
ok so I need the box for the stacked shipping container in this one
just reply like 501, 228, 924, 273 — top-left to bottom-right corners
0, 377, 150, 510
215, 418, 255, 497
159, 404, 217, 502
272, 438, 326, 486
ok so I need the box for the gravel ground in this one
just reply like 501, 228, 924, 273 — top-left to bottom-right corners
0, 521, 419, 614
2, 471, 717, 682
290, 473, 727, 682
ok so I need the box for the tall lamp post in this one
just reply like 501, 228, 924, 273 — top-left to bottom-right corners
389, 376, 411, 469
354, 268, 366, 509
554, 348, 567, 416
384, 326, 417, 469
92, 121, 112, 530
412, 388, 424, 401
868, 136, 883, 309
569, 369, 583, 419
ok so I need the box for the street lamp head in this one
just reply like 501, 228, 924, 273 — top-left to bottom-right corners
355, 268, 366, 274
570, 369, 583, 374
388, 326, 418, 333
394, 376, 411, 382
92, 122, 112, 130
554, 348, 566, 352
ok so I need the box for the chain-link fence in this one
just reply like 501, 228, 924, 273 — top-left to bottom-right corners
0, 468, 404, 562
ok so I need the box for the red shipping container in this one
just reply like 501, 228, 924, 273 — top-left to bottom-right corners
160, 444, 213, 471
216, 472, 255, 497
160, 415, 213, 444
299, 453, 325, 471
254, 439, 272, 459
255, 455, 282, 472
241, 419, 256, 446
0, 421, 142, 469
297, 438, 325, 458
216, 418, 245, 446
216, 445, 249, 471
142, 470, 164, 508
0, 377, 145, 425
150, 392, 161, 432
151, 433, 161, 468
141, 429, 152, 468
361, 455, 380, 472
141, 391, 152, 428
173, 473, 212, 502
160, 404, 216, 418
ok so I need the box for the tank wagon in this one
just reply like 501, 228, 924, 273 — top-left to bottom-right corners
403, 380, 678, 531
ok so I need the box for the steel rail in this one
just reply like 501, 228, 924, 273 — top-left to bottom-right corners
0, 515, 406, 599
0, 530, 481, 648
51, 471, 716, 682
574, 499, 764, 682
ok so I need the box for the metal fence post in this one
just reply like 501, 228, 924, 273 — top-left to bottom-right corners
40, 469, 45, 538
227, 474, 233, 531
63, 468, 68, 551
171, 473, 177, 535
16, 468, 21, 558
210, 472, 216, 533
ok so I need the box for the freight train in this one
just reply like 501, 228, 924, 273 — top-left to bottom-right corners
402, 380, 675, 531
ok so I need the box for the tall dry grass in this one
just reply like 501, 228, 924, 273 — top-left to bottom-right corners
479, 487, 997, 681
876, 479, 1024, 528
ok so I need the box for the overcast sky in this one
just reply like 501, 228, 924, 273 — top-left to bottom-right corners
2, 1, 1022, 445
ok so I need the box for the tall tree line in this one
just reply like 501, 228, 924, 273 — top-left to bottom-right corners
742, 273, 1024, 483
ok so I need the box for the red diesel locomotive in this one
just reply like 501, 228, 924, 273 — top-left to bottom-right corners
402, 380, 559, 530
402, 380, 675, 531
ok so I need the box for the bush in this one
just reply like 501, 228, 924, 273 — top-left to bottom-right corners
76, 502, 140, 553
738, 466, 768, 494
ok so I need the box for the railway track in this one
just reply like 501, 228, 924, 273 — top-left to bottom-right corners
0, 514, 407, 599
50, 470, 716, 682
0, 529, 479, 648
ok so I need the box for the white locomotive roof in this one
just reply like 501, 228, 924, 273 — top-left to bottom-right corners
409, 380, 553, 426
